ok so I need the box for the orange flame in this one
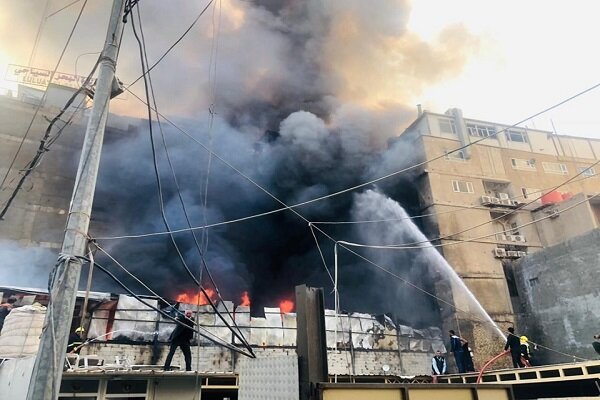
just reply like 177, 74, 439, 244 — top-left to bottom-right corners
240, 291, 251, 307
279, 300, 294, 314
176, 288, 216, 305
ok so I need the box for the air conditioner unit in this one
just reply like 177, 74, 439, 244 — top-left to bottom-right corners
549, 209, 560, 219
513, 235, 526, 243
490, 197, 501, 205
517, 251, 528, 257
507, 251, 519, 258
500, 199, 513, 206
498, 192, 510, 200
481, 195, 492, 205
495, 234, 508, 241
493, 248, 507, 258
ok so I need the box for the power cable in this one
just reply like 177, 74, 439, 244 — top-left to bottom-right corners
94, 242, 253, 355
353, 159, 600, 248
0, 56, 100, 219
0, 0, 89, 191
133, 0, 250, 350
110, 68, 598, 362
126, 0, 214, 90
129, 3, 251, 350
309, 173, 597, 226
97, 79, 600, 241
329, 237, 589, 362
46, 0, 84, 19
90, 256, 255, 357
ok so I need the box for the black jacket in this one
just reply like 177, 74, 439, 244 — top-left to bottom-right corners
170, 314, 194, 343
504, 333, 520, 353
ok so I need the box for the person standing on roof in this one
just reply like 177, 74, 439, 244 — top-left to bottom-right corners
0, 297, 17, 333
164, 310, 195, 371
504, 327, 524, 368
431, 350, 447, 376
67, 327, 85, 354
449, 330, 466, 373
520, 336, 532, 367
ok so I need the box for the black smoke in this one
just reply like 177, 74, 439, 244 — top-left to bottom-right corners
73, 0, 478, 327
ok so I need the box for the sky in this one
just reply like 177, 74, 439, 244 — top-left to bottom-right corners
1, 0, 599, 138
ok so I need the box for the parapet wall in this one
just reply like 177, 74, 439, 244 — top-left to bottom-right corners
80, 343, 434, 376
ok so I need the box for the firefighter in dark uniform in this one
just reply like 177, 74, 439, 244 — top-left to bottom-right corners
67, 327, 85, 354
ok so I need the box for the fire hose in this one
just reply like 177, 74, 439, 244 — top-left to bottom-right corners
476, 350, 531, 383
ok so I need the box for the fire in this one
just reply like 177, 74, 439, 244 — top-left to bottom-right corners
176, 288, 216, 305
240, 291, 251, 307
279, 300, 294, 314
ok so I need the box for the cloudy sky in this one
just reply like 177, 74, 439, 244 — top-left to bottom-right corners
1, 0, 600, 139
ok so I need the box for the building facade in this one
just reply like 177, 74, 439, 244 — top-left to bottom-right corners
395, 108, 600, 363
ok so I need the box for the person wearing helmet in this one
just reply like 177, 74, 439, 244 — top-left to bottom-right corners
520, 336, 532, 367
67, 327, 85, 354
164, 310, 195, 371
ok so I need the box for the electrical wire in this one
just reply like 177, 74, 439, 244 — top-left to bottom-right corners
309, 173, 597, 226
129, 3, 251, 350
98, 83, 599, 361
94, 242, 253, 354
0, 0, 89, 191
104, 50, 600, 363
96, 79, 600, 241
0, 56, 100, 219
349, 159, 600, 248
90, 257, 255, 357
126, 0, 214, 90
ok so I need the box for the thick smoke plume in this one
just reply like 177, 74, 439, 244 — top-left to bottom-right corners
2, 1, 480, 326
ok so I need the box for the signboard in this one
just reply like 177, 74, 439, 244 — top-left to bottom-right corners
5, 64, 92, 90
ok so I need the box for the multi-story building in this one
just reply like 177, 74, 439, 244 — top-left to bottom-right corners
394, 108, 600, 362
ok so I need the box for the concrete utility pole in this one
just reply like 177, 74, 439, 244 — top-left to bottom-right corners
27, 1, 125, 398
296, 285, 328, 400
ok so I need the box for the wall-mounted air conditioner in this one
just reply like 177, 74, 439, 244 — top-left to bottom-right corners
506, 251, 519, 258
500, 199, 513, 206
512, 235, 526, 243
549, 209, 560, 219
481, 196, 492, 205
495, 234, 508, 241
517, 251, 528, 257
490, 197, 501, 205
498, 192, 510, 200
493, 248, 507, 258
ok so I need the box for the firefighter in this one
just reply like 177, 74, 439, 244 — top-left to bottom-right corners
520, 336, 532, 366
67, 327, 85, 354
164, 310, 195, 371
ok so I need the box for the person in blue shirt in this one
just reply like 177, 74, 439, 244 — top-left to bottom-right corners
449, 330, 466, 373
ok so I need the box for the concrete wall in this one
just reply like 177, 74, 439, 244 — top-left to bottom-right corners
533, 193, 599, 247
80, 343, 437, 377
513, 228, 600, 364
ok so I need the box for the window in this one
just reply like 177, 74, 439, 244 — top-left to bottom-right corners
506, 129, 528, 143
521, 187, 540, 199
439, 118, 457, 134
452, 180, 474, 193
528, 277, 539, 288
542, 162, 568, 175
445, 150, 466, 161
578, 166, 596, 177
466, 123, 496, 138
511, 158, 536, 170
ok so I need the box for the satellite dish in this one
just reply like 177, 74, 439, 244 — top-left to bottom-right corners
382, 364, 390, 373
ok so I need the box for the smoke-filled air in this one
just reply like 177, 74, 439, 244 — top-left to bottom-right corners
2, 0, 482, 326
